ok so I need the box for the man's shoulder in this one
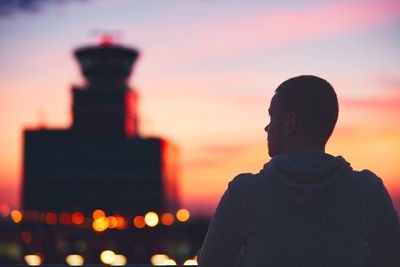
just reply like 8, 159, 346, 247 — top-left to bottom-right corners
228, 171, 270, 196
230, 171, 265, 184
351, 169, 383, 189
344, 168, 389, 204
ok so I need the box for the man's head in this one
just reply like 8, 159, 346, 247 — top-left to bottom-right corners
265, 75, 338, 157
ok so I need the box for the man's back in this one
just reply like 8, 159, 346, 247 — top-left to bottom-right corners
198, 76, 400, 267
198, 151, 400, 267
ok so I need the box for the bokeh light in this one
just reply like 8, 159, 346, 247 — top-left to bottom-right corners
65, 254, 84, 266
108, 216, 118, 229
133, 215, 146, 229
161, 213, 174, 226
71, 212, 85, 225
111, 254, 127, 265
100, 250, 116, 265
150, 254, 169, 265
144, 212, 159, 227
10, 210, 22, 223
115, 215, 127, 230
92, 217, 109, 232
24, 255, 42, 266
92, 209, 106, 220
184, 259, 198, 265
44, 212, 57, 225
176, 209, 190, 222
162, 259, 177, 265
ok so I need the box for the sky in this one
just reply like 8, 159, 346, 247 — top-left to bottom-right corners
0, 0, 399, 215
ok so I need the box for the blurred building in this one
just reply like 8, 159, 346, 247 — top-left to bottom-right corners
22, 39, 179, 214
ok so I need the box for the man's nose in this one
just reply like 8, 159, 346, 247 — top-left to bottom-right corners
265, 124, 269, 132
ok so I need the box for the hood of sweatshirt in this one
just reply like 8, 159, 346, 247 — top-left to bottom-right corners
261, 151, 353, 208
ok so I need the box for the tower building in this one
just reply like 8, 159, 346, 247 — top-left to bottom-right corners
22, 40, 179, 214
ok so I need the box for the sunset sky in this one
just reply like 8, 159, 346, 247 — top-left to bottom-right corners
0, 0, 399, 215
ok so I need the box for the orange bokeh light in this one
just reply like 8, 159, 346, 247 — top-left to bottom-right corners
133, 215, 145, 229
161, 213, 174, 226
71, 212, 85, 225
11, 210, 22, 223
92, 217, 109, 232
92, 209, 106, 220
44, 212, 57, 225
115, 216, 127, 230
176, 209, 190, 222
108, 216, 118, 229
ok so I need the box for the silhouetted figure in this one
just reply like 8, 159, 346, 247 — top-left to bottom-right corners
198, 76, 400, 267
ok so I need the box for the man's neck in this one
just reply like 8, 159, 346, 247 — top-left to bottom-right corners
284, 143, 325, 154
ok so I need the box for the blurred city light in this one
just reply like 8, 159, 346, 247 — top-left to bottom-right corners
65, 254, 84, 266
183, 259, 198, 265
115, 215, 127, 230
176, 209, 190, 222
144, 212, 159, 227
133, 215, 146, 228
24, 254, 42, 266
161, 213, 174, 226
92, 217, 109, 232
150, 254, 169, 265
162, 259, 177, 265
11, 210, 22, 223
71, 212, 85, 225
44, 212, 57, 225
111, 254, 127, 265
100, 250, 116, 265
108, 216, 118, 229
92, 209, 106, 220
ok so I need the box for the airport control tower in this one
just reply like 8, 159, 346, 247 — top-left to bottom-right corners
72, 37, 139, 137
22, 38, 179, 214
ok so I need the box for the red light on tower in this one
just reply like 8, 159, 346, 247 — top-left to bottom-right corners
100, 35, 114, 46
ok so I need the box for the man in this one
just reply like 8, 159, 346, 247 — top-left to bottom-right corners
198, 75, 400, 267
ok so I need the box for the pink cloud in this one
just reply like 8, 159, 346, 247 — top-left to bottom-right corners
340, 91, 400, 112
146, 0, 400, 62
255, 0, 400, 43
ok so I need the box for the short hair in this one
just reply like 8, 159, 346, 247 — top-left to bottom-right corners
274, 75, 338, 145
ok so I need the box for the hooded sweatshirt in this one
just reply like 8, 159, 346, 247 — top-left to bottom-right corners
198, 151, 400, 267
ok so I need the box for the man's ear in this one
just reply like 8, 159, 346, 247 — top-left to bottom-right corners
284, 112, 297, 135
